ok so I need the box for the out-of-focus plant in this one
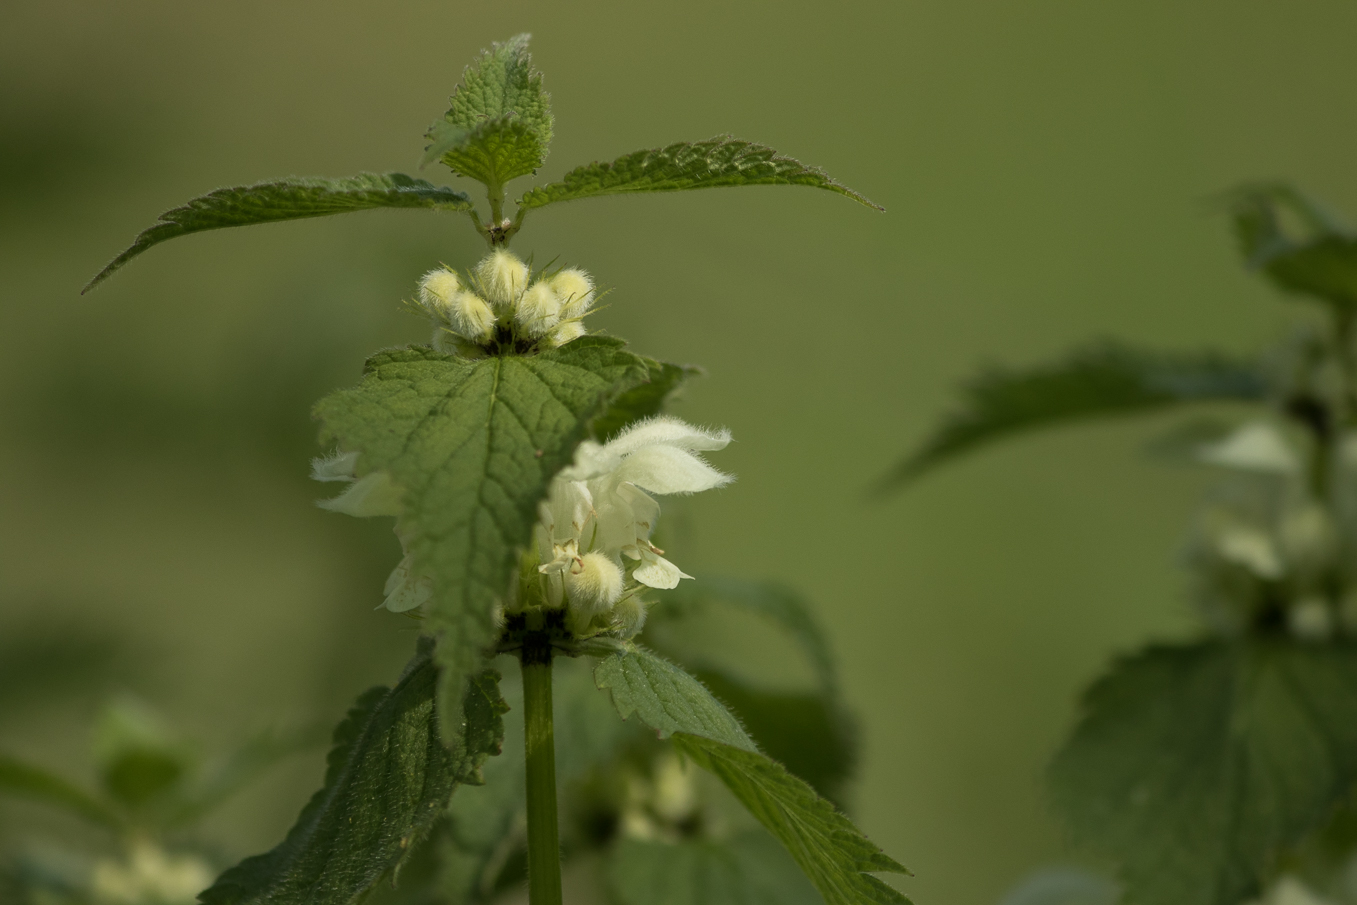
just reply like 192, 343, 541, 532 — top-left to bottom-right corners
84, 34, 905, 905
891, 185, 1357, 905
0, 698, 314, 905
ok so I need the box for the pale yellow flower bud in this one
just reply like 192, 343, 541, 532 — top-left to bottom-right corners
566, 552, 623, 630
546, 320, 587, 348
516, 281, 563, 336
611, 595, 649, 638
418, 268, 461, 312
476, 249, 529, 310
550, 268, 595, 318
450, 291, 497, 342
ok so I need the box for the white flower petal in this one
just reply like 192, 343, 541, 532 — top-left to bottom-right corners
612, 445, 732, 495
317, 471, 403, 518
382, 556, 433, 613
310, 450, 359, 483
602, 416, 732, 459
633, 551, 690, 590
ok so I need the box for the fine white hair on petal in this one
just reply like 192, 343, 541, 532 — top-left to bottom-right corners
611, 445, 733, 495
516, 281, 563, 336
602, 416, 732, 458
547, 320, 587, 348
451, 291, 497, 341
566, 552, 624, 622
317, 471, 404, 518
311, 449, 360, 483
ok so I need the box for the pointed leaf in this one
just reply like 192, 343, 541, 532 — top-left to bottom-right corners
440, 116, 546, 189
1049, 639, 1357, 905
595, 647, 909, 905
314, 338, 650, 744
608, 831, 823, 905
199, 646, 506, 905
593, 647, 756, 751
517, 137, 881, 211
1230, 183, 1357, 308
591, 360, 703, 442
886, 342, 1269, 486
677, 735, 911, 905
0, 754, 121, 830
431, 34, 552, 182
696, 669, 856, 808
84, 173, 473, 291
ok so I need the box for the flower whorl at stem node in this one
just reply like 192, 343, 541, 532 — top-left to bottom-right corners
415, 250, 599, 354
523, 415, 734, 640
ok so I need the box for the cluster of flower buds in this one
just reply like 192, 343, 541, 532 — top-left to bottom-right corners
414, 248, 596, 354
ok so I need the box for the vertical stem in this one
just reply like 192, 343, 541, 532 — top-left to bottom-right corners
521, 639, 562, 905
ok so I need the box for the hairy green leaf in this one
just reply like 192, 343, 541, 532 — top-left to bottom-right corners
200, 647, 506, 905
593, 647, 756, 751
696, 669, 856, 807
84, 173, 473, 292
430, 34, 551, 183
678, 735, 911, 905
608, 831, 822, 905
0, 754, 121, 830
1049, 639, 1357, 905
517, 137, 881, 211
440, 116, 546, 190
314, 338, 649, 743
1231, 183, 1357, 307
886, 342, 1269, 486
595, 647, 907, 905
591, 360, 702, 442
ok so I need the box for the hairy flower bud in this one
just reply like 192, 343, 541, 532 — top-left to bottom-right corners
546, 320, 587, 348
516, 280, 563, 336
476, 249, 529, 310
611, 595, 648, 638
418, 268, 461, 312
565, 552, 624, 629
550, 268, 595, 318
449, 291, 497, 342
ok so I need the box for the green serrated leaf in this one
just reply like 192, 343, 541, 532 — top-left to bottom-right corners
885, 342, 1269, 487
0, 754, 122, 830
314, 338, 650, 745
517, 136, 881, 212
1048, 639, 1357, 905
440, 116, 546, 189
608, 831, 823, 905
593, 647, 756, 751
1230, 183, 1357, 308
199, 646, 506, 905
84, 173, 473, 292
696, 669, 856, 808
591, 360, 703, 442
432, 34, 552, 184
595, 647, 908, 905
677, 735, 911, 905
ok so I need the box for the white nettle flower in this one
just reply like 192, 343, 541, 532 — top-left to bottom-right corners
535, 416, 732, 630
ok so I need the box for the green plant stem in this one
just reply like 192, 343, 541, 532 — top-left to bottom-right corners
521, 638, 562, 905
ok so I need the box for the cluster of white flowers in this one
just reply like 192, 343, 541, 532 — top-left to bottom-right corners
312, 415, 733, 638
415, 248, 596, 353
524, 416, 732, 636
1186, 420, 1352, 640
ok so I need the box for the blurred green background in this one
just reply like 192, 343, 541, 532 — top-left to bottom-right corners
3, 1, 1356, 902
